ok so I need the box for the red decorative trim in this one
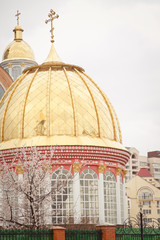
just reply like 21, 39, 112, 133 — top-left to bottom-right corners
0, 146, 130, 173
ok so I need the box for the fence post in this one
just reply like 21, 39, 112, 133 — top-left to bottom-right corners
140, 212, 143, 240
96, 225, 116, 240
53, 226, 66, 240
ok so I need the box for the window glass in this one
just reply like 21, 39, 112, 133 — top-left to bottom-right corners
104, 171, 117, 224
80, 169, 98, 224
51, 169, 73, 224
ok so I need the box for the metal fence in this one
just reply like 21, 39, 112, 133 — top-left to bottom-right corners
116, 213, 160, 240
65, 229, 102, 240
116, 228, 160, 240
0, 229, 53, 240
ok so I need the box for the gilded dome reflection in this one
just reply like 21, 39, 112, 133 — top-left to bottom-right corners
0, 42, 123, 150
2, 40, 35, 61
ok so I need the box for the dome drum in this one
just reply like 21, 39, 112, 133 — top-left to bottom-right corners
0, 145, 129, 224
0, 21, 37, 83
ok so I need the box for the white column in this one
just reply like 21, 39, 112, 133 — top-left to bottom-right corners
44, 173, 52, 225
73, 164, 81, 224
123, 177, 127, 221
16, 167, 24, 224
116, 169, 121, 224
98, 169, 105, 224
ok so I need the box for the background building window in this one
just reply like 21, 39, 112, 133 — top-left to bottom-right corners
80, 169, 99, 224
143, 209, 151, 214
51, 169, 73, 224
144, 218, 152, 223
143, 201, 151, 206
104, 171, 117, 224
138, 188, 153, 200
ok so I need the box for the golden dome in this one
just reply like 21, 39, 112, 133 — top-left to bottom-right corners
0, 43, 124, 151
2, 25, 35, 61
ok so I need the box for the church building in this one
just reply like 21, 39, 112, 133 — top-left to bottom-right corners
0, 10, 130, 226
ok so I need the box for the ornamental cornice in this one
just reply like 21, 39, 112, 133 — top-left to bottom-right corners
0, 145, 130, 168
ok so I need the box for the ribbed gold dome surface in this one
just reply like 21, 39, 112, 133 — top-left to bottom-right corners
0, 44, 124, 150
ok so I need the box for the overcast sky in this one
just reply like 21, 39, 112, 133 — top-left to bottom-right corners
1, 0, 160, 156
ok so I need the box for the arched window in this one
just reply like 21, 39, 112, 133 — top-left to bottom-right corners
120, 175, 124, 223
12, 66, 21, 81
138, 188, 153, 201
104, 171, 117, 224
51, 169, 73, 224
80, 169, 99, 224
0, 85, 5, 100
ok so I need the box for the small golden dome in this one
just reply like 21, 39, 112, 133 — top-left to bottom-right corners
2, 40, 35, 61
2, 25, 35, 61
0, 44, 124, 151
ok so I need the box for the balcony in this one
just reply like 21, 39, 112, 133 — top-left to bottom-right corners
138, 195, 153, 201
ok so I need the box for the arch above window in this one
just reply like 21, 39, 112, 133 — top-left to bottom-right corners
138, 188, 153, 201
104, 170, 116, 181
80, 168, 98, 179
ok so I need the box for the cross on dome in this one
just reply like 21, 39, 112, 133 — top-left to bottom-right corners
45, 9, 59, 43
15, 10, 21, 26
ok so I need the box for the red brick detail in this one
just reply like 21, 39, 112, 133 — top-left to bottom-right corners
0, 66, 13, 90
53, 226, 66, 240
96, 226, 116, 240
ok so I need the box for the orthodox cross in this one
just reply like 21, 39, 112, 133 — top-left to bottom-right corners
15, 10, 21, 25
45, 9, 59, 43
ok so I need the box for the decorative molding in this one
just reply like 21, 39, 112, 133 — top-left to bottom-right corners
42, 164, 52, 173
15, 165, 23, 174
123, 170, 127, 178
116, 167, 122, 175
0, 146, 130, 171
73, 164, 82, 173
8, 64, 12, 68
98, 165, 106, 174
21, 63, 25, 67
